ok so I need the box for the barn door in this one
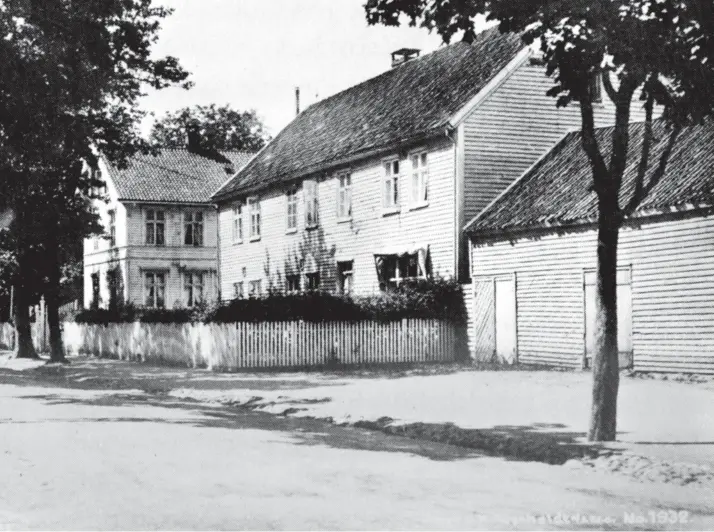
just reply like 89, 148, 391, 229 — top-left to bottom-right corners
494, 275, 517, 364
584, 268, 633, 368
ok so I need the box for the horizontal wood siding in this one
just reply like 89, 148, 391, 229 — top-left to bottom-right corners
471, 214, 714, 373
462, 61, 625, 228
60, 320, 459, 370
219, 139, 456, 298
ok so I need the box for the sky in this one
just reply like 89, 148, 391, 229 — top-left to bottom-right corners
140, 0, 481, 138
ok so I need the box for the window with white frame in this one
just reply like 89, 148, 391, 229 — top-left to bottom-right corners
233, 281, 244, 299
248, 197, 261, 239
249, 279, 262, 297
184, 211, 204, 246
145, 209, 165, 246
383, 159, 400, 209
337, 261, 353, 294
144, 271, 166, 308
108, 210, 116, 247
304, 180, 319, 227
410, 153, 428, 205
183, 271, 204, 307
286, 188, 298, 231
232, 204, 243, 244
286, 274, 301, 293
337, 174, 352, 219
376, 251, 428, 290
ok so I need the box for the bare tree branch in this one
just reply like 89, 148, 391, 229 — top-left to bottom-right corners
602, 70, 618, 104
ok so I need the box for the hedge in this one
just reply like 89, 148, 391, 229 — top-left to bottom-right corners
72, 277, 466, 325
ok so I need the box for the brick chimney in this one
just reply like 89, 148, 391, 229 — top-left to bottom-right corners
391, 48, 420, 68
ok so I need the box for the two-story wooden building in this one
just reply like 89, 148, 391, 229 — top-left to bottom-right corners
83, 146, 252, 309
212, 28, 623, 299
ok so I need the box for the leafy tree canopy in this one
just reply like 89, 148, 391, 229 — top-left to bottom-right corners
150, 104, 270, 152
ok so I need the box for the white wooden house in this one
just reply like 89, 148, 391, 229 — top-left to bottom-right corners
465, 118, 714, 374
83, 146, 252, 309
212, 28, 628, 299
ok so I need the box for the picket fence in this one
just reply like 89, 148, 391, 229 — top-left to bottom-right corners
56, 320, 462, 370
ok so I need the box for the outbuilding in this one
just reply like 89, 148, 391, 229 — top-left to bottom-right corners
465, 118, 714, 374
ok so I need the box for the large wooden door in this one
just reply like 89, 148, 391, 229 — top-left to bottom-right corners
584, 268, 633, 368
495, 275, 517, 364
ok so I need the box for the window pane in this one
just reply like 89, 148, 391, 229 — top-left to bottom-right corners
393, 176, 399, 205
411, 155, 418, 169
393, 161, 399, 175
156, 211, 165, 221
421, 153, 427, 167
146, 210, 154, 221
146, 223, 154, 245
156, 224, 164, 246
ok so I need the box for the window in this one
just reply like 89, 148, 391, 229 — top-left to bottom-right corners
286, 274, 301, 293
183, 272, 204, 307
184, 211, 204, 247
590, 72, 602, 103
337, 261, 353, 294
383, 159, 400, 209
145, 209, 165, 246
93, 236, 99, 251
232, 204, 243, 244
410, 153, 428, 205
337, 174, 352, 219
107, 268, 120, 309
144, 272, 166, 308
249, 280, 262, 297
305, 272, 320, 291
376, 251, 428, 290
91, 273, 100, 309
248, 197, 261, 240
286, 188, 298, 231
233, 281, 244, 299
304, 180, 319, 227
108, 210, 116, 247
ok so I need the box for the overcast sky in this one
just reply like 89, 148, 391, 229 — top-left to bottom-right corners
140, 0, 487, 137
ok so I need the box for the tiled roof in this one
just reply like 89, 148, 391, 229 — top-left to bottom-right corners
105, 148, 253, 204
465, 118, 714, 236
213, 28, 524, 201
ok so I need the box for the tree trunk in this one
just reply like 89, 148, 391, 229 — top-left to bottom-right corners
588, 196, 620, 441
12, 275, 38, 359
45, 236, 67, 363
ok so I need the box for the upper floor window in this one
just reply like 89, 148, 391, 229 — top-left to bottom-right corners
248, 197, 261, 240
184, 211, 204, 247
145, 209, 165, 246
337, 174, 352, 219
232, 204, 243, 244
286, 188, 298, 231
304, 180, 319, 228
144, 271, 166, 308
410, 153, 428, 205
383, 159, 400, 209
108, 210, 116, 247
183, 271, 204, 307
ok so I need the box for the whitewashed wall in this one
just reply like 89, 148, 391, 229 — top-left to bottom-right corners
470, 213, 714, 373
218, 138, 457, 298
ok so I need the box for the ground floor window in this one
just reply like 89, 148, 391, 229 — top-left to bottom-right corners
305, 272, 320, 291
144, 272, 166, 308
183, 271, 205, 307
91, 273, 100, 308
249, 280, 262, 297
375, 249, 428, 290
233, 281, 244, 299
337, 261, 353, 294
286, 274, 301, 293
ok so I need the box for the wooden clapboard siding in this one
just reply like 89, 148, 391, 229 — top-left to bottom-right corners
218, 138, 457, 298
471, 213, 714, 373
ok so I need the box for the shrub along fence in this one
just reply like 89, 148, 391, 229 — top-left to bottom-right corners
61, 320, 463, 370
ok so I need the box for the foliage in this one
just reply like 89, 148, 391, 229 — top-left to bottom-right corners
149, 104, 270, 152
72, 278, 466, 324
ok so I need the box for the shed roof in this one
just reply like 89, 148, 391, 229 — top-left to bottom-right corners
465, 118, 714, 237
104, 149, 253, 204
213, 27, 524, 201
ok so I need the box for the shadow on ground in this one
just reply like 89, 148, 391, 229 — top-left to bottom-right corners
10, 389, 618, 466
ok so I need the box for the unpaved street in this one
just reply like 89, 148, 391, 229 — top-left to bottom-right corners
0, 362, 712, 530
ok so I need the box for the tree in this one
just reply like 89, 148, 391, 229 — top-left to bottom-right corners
364, 0, 714, 440
0, 0, 191, 360
150, 104, 270, 152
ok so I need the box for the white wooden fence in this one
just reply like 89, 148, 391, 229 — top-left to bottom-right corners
57, 320, 462, 370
